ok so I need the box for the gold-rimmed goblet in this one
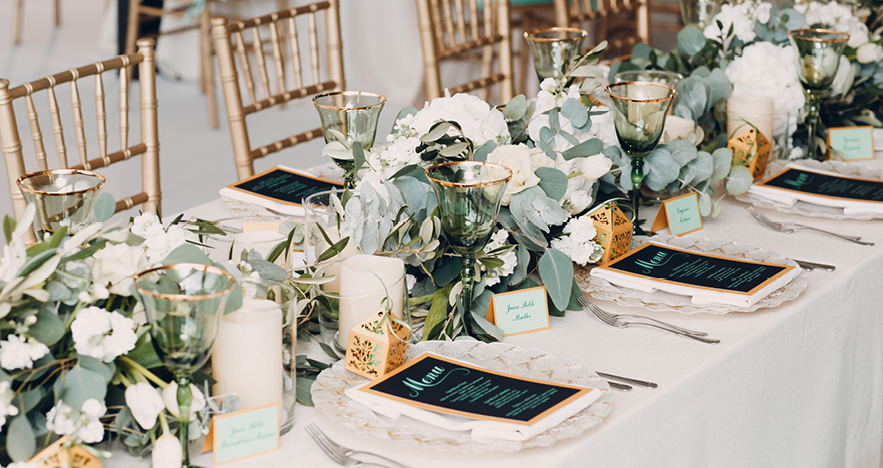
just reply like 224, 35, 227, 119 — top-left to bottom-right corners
313, 91, 386, 189
134, 263, 237, 468
788, 29, 849, 159
605, 82, 677, 235
16, 169, 105, 237
523, 28, 588, 81
426, 161, 512, 311
677, 0, 724, 29
613, 69, 684, 87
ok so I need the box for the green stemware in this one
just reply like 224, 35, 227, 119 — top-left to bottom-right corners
16, 169, 105, 238
788, 29, 849, 159
134, 263, 236, 468
677, 0, 724, 29
523, 28, 588, 81
426, 161, 512, 311
313, 91, 386, 189
605, 81, 677, 235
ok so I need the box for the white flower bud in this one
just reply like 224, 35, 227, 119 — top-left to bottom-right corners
162, 382, 206, 419
580, 154, 613, 180
125, 383, 165, 430
857, 43, 883, 64
152, 433, 183, 468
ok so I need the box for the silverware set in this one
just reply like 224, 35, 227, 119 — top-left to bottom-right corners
306, 423, 414, 468
578, 295, 720, 345
746, 206, 873, 246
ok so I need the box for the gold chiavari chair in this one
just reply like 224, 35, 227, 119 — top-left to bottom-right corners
211, 2, 344, 181
0, 38, 162, 220
554, 0, 649, 56
13, 0, 61, 45
415, 0, 515, 105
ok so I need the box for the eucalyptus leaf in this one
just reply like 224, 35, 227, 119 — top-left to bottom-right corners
161, 244, 213, 266
422, 122, 452, 142
535, 167, 568, 201
92, 192, 116, 222
7, 415, 35, 462
666, 139, 698, 166
77, 355, 115, 384
473, 141, 496, 162
724, 166, 754, 195
503, 94, 527, 120
57, 364, 107, 410
561, 98, 588, 128
644, 148, 680, 191
676, 25, 707, 55
508, 244, 530, 286
539, 127, 556, 151
549, 109, 561, 133
561, 138, 603, 160
296, 375, 315, 406
711, 147, 733, 179
470, 310, 503, 341
28, 307, 64, 346
538, 248, 573, 311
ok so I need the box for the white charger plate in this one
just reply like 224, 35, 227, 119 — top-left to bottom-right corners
576, 235, 809, 315
735, 159, 883, 220
311, 340, 614, 453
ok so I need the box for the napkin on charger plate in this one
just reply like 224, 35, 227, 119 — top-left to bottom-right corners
747, 164, 883, 215
218, 165, 318, 217
344, 375, 603, 441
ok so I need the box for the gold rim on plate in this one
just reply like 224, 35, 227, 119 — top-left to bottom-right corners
16, 169, 106, 196
425, 161, 513, 188
133, 263, 236, 301
605, 81, 678, 103
312, 91, 387, 110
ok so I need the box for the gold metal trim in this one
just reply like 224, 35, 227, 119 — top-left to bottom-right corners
425, 161, 513, 188
312, 91, 387, 110
16, 169, 106, 196
523, 27, 588, 42
133, 263, 236, 301
787, 28, 850, 43
605, 81, 678, 103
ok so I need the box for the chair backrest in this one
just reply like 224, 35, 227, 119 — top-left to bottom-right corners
415, 0, 515, 105
0, 38, 161, 220
554, 0, 649, 53
211, 1, 345, 181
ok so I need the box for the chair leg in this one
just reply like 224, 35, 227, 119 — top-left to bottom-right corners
200, 7, 218, 129
13, 0, 24, 45
55, 0, 61, 26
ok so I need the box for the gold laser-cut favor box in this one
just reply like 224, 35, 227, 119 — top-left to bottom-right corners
588, 202, 632, 264
344, 309, 409, 380
728, 127, 771, 180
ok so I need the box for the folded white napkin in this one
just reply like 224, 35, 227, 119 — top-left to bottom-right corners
344, 358, 603, 441
218, 165, 318, 217
590, 245, 802, 308
748, 164, 883, 215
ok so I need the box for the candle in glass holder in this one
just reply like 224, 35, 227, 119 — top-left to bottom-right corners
663, 115, 696, 142
318, 226, 358, 293
727, 95, 774, 142
212, 299, 283, 410
232, 230, 287, 261
337, 255, 405, 349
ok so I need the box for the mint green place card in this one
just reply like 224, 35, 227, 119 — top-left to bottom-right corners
650, 192, 702, 236
486, 286, 550, 337
828, 126, 874, 161
213, 403, 279, 465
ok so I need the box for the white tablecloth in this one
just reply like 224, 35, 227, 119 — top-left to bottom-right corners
105, 157, 883, 467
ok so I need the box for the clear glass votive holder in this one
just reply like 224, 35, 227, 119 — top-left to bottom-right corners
16, 169, 105, 237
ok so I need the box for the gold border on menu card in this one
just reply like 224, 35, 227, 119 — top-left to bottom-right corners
756, 165, 883, 205
826, 125, 875, 161
225, 166, 344, 207
359, 353, 594, 426
597, 242, 796, 297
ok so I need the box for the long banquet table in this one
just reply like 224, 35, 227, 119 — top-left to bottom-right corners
108, 159, 883, 468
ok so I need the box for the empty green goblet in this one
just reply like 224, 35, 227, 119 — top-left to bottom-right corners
16, 169, 105, 238
313, 91, 386, 189
134, 263, 236, 468
788, 29, 849, 159
524, 28, 588, 81
605, 81, 677, 235
426, 162, 512, 311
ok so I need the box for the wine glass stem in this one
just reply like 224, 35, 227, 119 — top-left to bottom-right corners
805, 92, 821, 159
461, 254, 476, 311
176, 374, 194, 468
343, 172, 357, 190
630, 157, 646, 235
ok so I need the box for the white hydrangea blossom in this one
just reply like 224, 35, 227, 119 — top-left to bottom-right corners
131, 213, 187, 265
0, 381, 19, 431
70, 306, 138, 363
703, 1, 773, 43
90, 242, 149, 296
481, 230, 517, 287
45, 399, 107, 444
726, 42, 805, 143
0, 334, 49, 371
550, 216, 604, 266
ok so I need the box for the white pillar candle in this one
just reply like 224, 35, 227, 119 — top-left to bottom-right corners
663, 115, 696, 142
727, 95, 774, 142
212, 299, 283, 411
337, 254, 405, 349
232, 230, 287, 261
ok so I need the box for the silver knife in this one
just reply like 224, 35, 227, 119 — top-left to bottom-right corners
597, 372, 658, 389
793, 259, 836, 272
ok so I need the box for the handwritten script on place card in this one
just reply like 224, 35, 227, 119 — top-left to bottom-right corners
486, 286, 550, 336
213, 403, 280, 465
828, 126, 874, 161
758, 166, 883, 205
360, 353, 591, 425
650, 192, 703, 236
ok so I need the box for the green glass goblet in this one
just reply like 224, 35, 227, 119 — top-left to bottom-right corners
426, 162, 512, 311
134, 263, 236, 468
523, 28, 588, 81
788, 29, 849, 159
313, 91, 386, 189
605, 81, 677, 235
16, 169, 105, 238
677, 0, 724, 29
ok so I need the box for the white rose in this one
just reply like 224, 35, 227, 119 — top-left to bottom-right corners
857, 42, 883, 64
564, 189, 592, 215
91, 242, 149, 296
152, 433, 183, 468
125, 383, 165, 430
847, 24, 869, 48
486, 144, 541, 205
580, 154, 613, 180
754, 2, 772, 24
529, 149, 555, 171
162, 382, 206, 419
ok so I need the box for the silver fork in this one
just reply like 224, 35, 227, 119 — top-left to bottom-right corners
306, 424, 414, 468
579, 296, 720, 344
746, 206, 873, 246
577, 295, 708, 336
